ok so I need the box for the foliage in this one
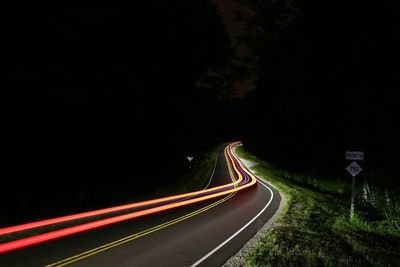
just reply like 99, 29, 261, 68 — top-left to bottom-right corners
233, 0, 400, 188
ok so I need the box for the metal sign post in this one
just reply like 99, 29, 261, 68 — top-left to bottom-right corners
350, 175, 356, 219
345, 152, 364, 220
187, 156, 194, 169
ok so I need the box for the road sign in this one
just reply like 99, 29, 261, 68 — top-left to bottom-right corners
346, 161, 362, 177
346, 151, 364, 161
187, 156, 194, 168
345, 153, 364, 221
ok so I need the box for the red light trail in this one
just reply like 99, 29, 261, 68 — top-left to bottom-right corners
0, 142, 256, 254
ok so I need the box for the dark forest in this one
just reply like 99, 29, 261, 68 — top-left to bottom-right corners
2, 1, 399, 227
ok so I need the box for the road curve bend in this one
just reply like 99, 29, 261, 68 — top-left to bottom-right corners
0, 142, 281, 266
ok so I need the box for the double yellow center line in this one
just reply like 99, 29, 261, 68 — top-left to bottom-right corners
46, 146, 238, 266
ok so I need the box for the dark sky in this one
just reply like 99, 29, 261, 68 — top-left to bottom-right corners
214, 0, 255, 96
214, 0, 243, 38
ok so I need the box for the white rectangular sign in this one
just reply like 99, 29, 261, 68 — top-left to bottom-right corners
346, 151, 364, 161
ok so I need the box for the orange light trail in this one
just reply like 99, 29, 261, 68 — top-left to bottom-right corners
0, 142, 256, 254
0, 144, 242, 237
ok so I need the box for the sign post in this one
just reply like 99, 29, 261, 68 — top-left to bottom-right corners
346, 151, 364, 220
187, 156, 194, 169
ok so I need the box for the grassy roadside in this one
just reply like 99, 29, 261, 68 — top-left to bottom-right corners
150, 145, 219, 198
0, 146, 219, 244
235, 146, 400, 266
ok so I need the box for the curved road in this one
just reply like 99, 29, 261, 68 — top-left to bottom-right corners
0, 143, 281, 266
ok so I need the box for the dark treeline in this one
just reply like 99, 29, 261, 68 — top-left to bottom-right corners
233, 0, 400, 189
2, 1, 399, 225
2, 2, 235, 225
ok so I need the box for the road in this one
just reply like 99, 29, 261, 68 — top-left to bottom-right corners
0, 142, 281, 266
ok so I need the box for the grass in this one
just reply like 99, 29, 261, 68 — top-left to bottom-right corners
0, 145, 218, 244
234, 146, 400, 267
150, 145, 219, 197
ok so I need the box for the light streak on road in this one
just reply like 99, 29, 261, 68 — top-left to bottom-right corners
0, 142, 256, 254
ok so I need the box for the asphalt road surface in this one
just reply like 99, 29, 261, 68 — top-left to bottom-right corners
0, 143, 281, 266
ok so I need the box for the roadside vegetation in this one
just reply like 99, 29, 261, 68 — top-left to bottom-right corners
149, 145, 219, 198
235, 146, 400, 266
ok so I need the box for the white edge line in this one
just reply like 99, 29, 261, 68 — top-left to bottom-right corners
191, 157, 274, 266
181, 146, 220, 202
203, 146, 220, 190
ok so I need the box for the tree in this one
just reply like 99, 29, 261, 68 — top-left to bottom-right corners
234, 0, 400, 180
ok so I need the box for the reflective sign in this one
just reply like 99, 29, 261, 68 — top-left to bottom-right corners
346, 161, 362, 177
346, 151, 364, 161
